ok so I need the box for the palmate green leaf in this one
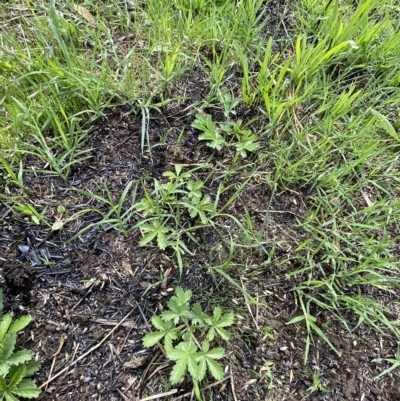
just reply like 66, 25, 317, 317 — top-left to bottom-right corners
8, 316, 32, 334
235, 140, 260, 158
162, 300, 190, 324
151, 315, 170, 332
138, 220, 171, 248
161, 287, 192, 324
138, 228, 158, 246
205, 356, 224, 381
174, 287, 192, 306
187, 181, 204, 199
189, 303, 207, 325
133, 197, 157, 217
199, 132, 226, 150
205, 307, 234, 341
143, 316, 176, 348
191, 113, 216, 134
167, 341, 199, 384
196, 340, 225, 381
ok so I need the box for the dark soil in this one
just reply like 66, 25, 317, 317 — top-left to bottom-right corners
1, 3, 400, 401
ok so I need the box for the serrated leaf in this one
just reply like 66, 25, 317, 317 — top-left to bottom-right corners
167, 341, 199, 383
203, 347, 224, 360
175, 287, 192, 304
205, 308, 234, 341
138, 220, 170, 249
133, 197, 156, 216
196, 341, 225, 381
9, 365, 26, 387
190, 303, 206, 325
6, 349, 33, 367
0, 361, 10, 377
8, 378, 41, 398
151, 316, 168, 331
160, 310, 180, 324
205, 357, 224, 380
187, 181, 204, 199
4, 391, 19, 401
157, 231, 168, 250
213, 307, 222, 322
150, 317, 166, 332
206, 327, 216, 341
139, 230, 159, 247
174, 164, 183, 177
214, 327, 230, 341
0, 333, 17, 361
199, 132, 226, 150
24, 361, 41, 377
164, 333, 175, 353
191, 113, 216, 133
8, 315, 32, 334
143, 317, 175, 348
164, 292, 191, 324
169, 355, 187, 384
0, 314, 12, 342
143, 331, 166, 348
197, 357, 207, 381
216, 311, 234, 327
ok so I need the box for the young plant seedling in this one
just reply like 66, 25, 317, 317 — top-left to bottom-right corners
134, 165, 214, 272
191, 114, 260, 160
143, 287, 234, 399
0, 290, 41, 400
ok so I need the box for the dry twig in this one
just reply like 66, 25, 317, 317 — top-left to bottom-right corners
40, 306, 137, 389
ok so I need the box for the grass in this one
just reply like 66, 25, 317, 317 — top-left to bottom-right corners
1, 0, 400, 396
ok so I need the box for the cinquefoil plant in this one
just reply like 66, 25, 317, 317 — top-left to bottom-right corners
0, 290, 41, 401
191, 113, 260, 160
143, 287, 234, 399
134, 165, 214, 273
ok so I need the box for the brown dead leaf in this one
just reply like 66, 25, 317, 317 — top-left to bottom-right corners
161, 267, 172, 289
241, 379, 257, 390
73, 4, 97, 27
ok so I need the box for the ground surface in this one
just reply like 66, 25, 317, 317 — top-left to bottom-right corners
1, 1, 400, 400
1, 97, 400, 400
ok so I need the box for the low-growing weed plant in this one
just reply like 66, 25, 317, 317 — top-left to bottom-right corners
134, 165, 214, 272
191, 113, 260, 160
143, 287, 234, 399
0, 290, 41, 401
